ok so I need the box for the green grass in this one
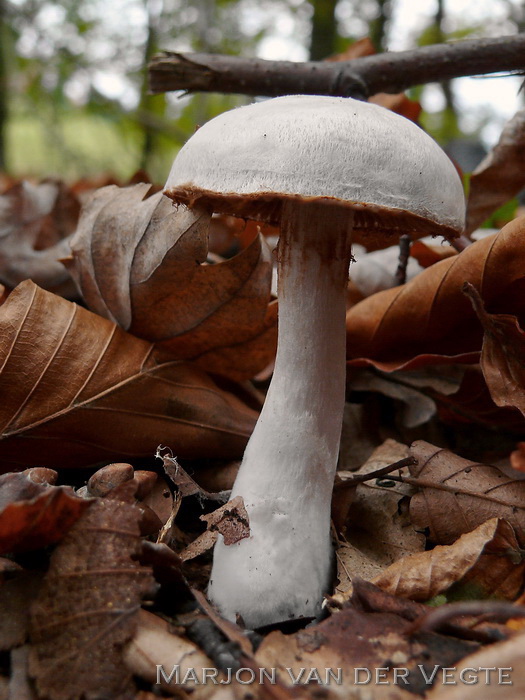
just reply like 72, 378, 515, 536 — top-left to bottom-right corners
5, 111, 179, 184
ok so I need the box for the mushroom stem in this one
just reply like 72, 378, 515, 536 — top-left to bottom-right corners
208, 201, 353, 628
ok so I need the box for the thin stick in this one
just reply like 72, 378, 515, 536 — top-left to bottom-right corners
149, 35, 525, 99
394, 234, 411, 286
335, 456, 417, 490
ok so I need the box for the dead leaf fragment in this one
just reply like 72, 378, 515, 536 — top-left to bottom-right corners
340, 440, 425, 580
0, 179, 79, 294
29, 497, 154, 700
180, 496, 250, 561
409, 441, 525, 546
124, 609, 222, 700
0, 281, 257, 471
0, 570, 41, 651
427, 629, 525, 699
466, 108, 525, 233
67, 184, 277, 380
257, 581, 477, 698
0, 470, 91, 554
373, 518, 525, 601
346, 217, 525, 371
465, 282, 525, 417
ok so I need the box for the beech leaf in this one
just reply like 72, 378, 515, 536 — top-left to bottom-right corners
66, 184, 277, 380
464, 282, 525, 417
0, 281, 257, 471
466, 108, 525, 233
372, 518, 525, 602
0, 179, 79, 294
29, 497, 154, 700
346, 217, 525, 371
409, 441, 525, 546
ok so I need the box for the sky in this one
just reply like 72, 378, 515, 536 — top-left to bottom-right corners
256, 0, 524, 147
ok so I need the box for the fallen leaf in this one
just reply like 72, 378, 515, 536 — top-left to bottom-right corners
123, 608, 221, 700
466, 108, 525, 233
464, 282, 525, 417
256, 580, 477, 698
433, 367, 525, 434
66, 184, 277, 380
346, 217, 525, 371
0, 281, 257, 471
180, 495, 250, 561
0, 470, 91, 554
409, 441, 525, 546
0, 570, 41, 651
349, 244, 424, 298
372, 518, 525, 602
29, 497, 154, 700
0, 180, 79, 295
340, 440, 425, 576
427, 629, 525, 699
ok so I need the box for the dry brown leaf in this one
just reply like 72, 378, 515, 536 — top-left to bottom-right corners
0, 180, 79, 295
434, 367, 525, 433
123, 609, 224, 700
257, 581, 477, 698
0, 281, 257, 471
373, 518, 525, 602
409, 441, 525, 546
66, 184, 277, 380
465, 282, 525, 417
466, 108, 525, 234
346, 217, 525, 371
341, 440, 425, 571
427, 630, 525, 699
0, 470, 91, 553
181, 496, 250, 561
0, 571, 41, 651
410, 238, 457, 267
29, 497, 154, 700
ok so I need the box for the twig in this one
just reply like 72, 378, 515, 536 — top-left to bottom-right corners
380, 472, 524, 509
334, 456, 417, 490
149, 35, 525, 99
394, 234, 411, 286
409, 600, 525, 635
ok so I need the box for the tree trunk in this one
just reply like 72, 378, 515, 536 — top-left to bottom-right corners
369, 0, 392, 51
309, 0, 338, 60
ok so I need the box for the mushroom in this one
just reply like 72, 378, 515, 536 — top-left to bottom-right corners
164, 95, 465, 628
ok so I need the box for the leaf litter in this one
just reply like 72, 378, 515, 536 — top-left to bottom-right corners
4, 103, 525, 700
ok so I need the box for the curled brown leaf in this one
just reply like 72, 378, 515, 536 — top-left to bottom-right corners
66, 184, 277, 380
373, 518, 525, 602
346, 217, 525, 371
466, 108, 525, 233
0, 469, 91, 554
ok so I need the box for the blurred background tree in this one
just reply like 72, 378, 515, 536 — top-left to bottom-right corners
0, 0, 523, 183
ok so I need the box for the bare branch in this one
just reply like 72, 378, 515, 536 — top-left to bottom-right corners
149, 35, 525, 99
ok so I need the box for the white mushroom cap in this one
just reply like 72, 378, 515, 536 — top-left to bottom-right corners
165, 94, 465, 239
